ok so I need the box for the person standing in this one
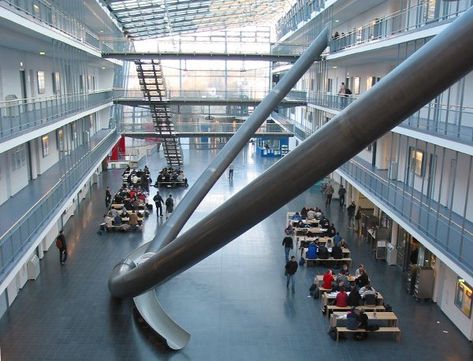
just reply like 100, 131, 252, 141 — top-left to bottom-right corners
228, 163, 234, 181
282, 235, 293, 263
325, 183, 334, 206
105, 187, 112, 208
338, 82, 346, 107
338, 184, 346, 207
55, 230, 67, 265
165, 194, 174, 219
347, 201, 356, 229
285, 256, 298, 292
153, 191, 164, 217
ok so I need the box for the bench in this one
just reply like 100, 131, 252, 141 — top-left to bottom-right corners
156, 181, 188, 188
326, 305, 385, 318
335, 326, 401, 342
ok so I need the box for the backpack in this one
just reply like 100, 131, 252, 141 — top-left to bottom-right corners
309, 284, 319, 299
345, 88, 352, 95
55, 237, 63, 249
299, 257, 305, 266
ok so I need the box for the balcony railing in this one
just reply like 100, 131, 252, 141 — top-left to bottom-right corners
307, 91, 473, 143
339, 157, 473, 275
121, 121, 291, 135
330, 1, 469, 53
0, 90, 114, 142
2, 0, 128, 52
276, 0, 329, 39
0, 128, 118, 280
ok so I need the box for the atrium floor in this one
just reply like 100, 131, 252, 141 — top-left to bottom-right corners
0, 145, 471, 361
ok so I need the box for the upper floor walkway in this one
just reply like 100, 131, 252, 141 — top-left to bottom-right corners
307, 92, 473, 150
0, 128, 118, 287
338, 156, 473, 283
0, 90, 114, 152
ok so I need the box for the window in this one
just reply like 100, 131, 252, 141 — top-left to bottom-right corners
11, 145, 26, 170
52, 72, 61, 94
409, 148, 424, 176
56, 129, 64, 151
37, 71, 45, 94
455, 278, 472, 318
41, 135, 49, 157
79, 75, 85, 92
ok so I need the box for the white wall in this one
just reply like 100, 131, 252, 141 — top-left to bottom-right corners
435, 260, 473, 340
36, 130, 60, 174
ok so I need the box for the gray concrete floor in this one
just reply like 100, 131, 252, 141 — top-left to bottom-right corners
0, 144, 471, 361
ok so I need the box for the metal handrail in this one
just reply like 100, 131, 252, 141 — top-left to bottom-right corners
0, 89, 114, 108
0, 129, 117, 246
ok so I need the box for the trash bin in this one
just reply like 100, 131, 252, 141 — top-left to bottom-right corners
27, 255, 40, 280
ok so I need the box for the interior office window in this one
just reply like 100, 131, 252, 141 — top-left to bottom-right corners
409, 147, 424, 176
41, 135, 49, 157
52, 72, 61, 94
353, 77, 360, 95
56, 129, 64, 151
79, 75, 85, 92
37, 71, 45, 94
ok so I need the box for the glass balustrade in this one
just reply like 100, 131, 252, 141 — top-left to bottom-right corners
121, 122, 290, 135
307, 91, 473, 143
339, 158, 473, 274
330, 1, 469, 53
0, 90, 114, 141
2, 0, 128, 52
0, 129, 119, 279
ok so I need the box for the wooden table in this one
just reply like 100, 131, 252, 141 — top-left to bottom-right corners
322, 291, 384, 306
315, 274, 356, 287
330, 311, 398, 328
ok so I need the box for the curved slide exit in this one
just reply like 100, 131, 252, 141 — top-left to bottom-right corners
111, 7, 473, 350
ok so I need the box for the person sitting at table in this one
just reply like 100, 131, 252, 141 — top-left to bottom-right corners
341, 263, 349, 275
336, 270, 350, 290
128, 210, 139, 230
332, 243, 343, 260
328, 223, 337, 237
114, 194, 123, 204
318, 242, 330, 259
319, 216, 330, 229
113, 214, 122, 225
322, 268, 334, 289
144, 165, 150, 175
291, 212, 302, 222
104, 214, 113, 230
300, 207, 308, 219
306, 241, 318, 259
355, 264, 365, 277
359, 284, 377, 305
326, 238, 333, 248
314, 207, 323, 219
110, 207, 119, 218
334, 286, 348, 307
355, 268, 370, 288
333, 232, 342, 246
306, 208, 316, 220
347, 288, 362, 307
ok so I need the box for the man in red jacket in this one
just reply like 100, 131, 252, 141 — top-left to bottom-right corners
322, 268, 334, 289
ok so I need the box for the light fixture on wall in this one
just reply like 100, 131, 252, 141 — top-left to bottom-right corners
101, 66, 106, 70
39, 51, 46, 55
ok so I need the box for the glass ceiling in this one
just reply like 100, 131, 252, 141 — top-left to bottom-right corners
102, 0, 297, 40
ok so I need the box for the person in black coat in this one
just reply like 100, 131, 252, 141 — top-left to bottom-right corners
285, 256, 298, 292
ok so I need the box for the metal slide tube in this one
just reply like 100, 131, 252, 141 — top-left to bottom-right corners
109, 7, 473, 298
148, 28, 329, 252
